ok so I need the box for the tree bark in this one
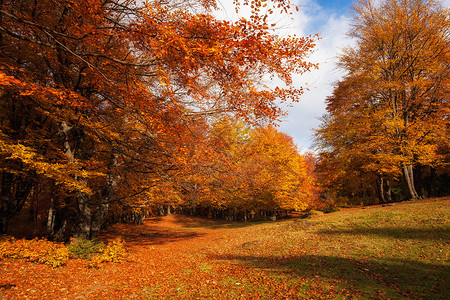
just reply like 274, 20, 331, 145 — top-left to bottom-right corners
0, 172, 12, 234
403, 164, 419, 199
0, 171, 33, 234
384, 179, 392, 203
376, 176, 386, 203
75, 191, 92, 238
90, 154, 120, 238
90, 202, 109, 238
46, 197, 56, 237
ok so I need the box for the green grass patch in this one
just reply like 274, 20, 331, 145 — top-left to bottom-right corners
68, 236, 104, 260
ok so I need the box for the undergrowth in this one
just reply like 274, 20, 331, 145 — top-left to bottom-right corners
0, 236, 126, 268
68, 236, 104, 260
0, 237, 68, 267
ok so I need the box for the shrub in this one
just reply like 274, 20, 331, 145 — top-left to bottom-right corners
43, 246, 69, 267
99, 238, 126, 263
87, 238, 127, 268
68, 236, 103, 259
0, 237, 15, 259
0, 237, 68, 267
305, 210, 325, 218
1, 236, 126, 268
322, 206, 340, 214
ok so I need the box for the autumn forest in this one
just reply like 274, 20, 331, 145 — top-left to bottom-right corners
0, 0, 449, 298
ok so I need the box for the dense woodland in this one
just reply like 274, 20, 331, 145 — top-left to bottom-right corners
0, 0, 448, 240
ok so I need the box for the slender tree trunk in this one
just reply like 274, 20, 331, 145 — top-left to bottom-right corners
46, 197, 56, 237
377, 176, 386, 203
384, 179, 392, 203
403, 164, 419, 199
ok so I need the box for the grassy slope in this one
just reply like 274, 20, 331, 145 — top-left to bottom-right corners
0, 197, 449, 299
193, 198, 450, 299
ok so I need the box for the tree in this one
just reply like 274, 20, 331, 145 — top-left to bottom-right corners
246, 125, 313, 212
198, 121, 315, 219
315, 0, 449, 202
0, 0, 317, 236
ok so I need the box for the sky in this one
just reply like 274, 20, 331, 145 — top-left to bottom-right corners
276, 0, 356, 151
280, 0, 449, 151
216, 0, 450, 152
215, 0, 357, 151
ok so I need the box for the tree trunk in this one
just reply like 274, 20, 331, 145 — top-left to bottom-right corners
75, 192, 91, 238
0, 171, 33, 234
46, 197, 56, 237
403, 164, 419, 199
0, 217, 7, 234
90, 202, 109, 239
384, 179, 392, 203
90, 154, 119, 238
0, 172, 12, 234
53, 220, 67, 242
376, 176, 386, 203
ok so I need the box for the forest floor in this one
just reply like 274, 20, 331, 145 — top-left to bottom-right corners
1, 197, 449, 299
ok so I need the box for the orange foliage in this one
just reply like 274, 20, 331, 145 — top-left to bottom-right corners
0, 0, 317, 235
194, 120, 316, 215
315, 0, 449, 203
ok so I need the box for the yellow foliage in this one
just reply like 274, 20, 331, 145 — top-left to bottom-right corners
1, 236, 126, 269
100, 238, 126, 263
87, 238, 127, 268
0, 135, 105, 194
0, 237, 68, 267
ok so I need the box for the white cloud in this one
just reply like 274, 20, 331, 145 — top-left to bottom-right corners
276, 1, 354, 150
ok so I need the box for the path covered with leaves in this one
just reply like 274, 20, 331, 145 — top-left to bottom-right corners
1, 198, 449, 299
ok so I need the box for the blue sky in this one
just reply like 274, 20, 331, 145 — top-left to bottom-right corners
315, 0, 354, 11
278, 0, 449, 151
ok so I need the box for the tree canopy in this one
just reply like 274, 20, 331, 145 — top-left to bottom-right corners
315, 0, 449, 204
0, 0, 318, 237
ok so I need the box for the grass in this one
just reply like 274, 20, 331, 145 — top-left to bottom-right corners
203, 198, 449, 299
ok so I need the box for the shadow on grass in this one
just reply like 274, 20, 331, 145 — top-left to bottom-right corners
318, 226, 450, 241
167, 215, 277, 230
99, 223, 205, 247
210, 253, 449, 299
99, 215, 273, 246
